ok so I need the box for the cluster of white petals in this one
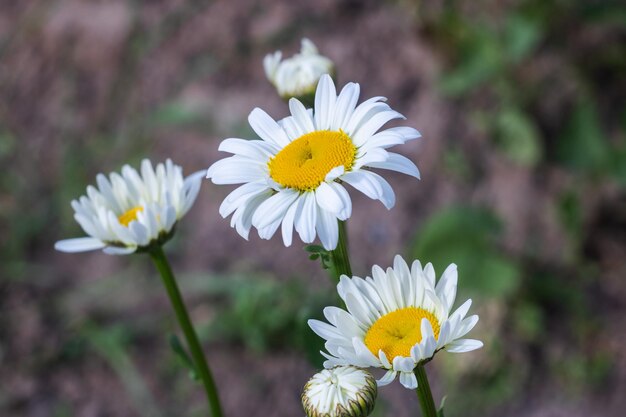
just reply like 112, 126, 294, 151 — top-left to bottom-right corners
264, 38, 335, 99
309, 255, 483, 389
207, 75, 420, 250
55, 159, 203, 255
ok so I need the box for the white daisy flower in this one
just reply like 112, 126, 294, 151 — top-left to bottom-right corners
302, 366, 377, 417
55, 159, 204, 255
264, 38, 335, 100
308, 255, 483, 389
207, 74, 421, 250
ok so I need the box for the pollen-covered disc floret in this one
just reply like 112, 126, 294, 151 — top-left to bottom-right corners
268, 130, 356, 191
264, 38, 335, 100
302, 366, 377, 417
207, 74, 421, 250
308, 255, 483, 389
55, 159, 204, 255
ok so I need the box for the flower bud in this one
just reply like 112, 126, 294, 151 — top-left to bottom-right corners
263, 38, 335, 104
302, 366, 377, 417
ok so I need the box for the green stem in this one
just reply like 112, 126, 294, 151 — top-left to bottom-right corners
330, 220, 352, 282
149, 246, 223, 417
414, 364, 438, 417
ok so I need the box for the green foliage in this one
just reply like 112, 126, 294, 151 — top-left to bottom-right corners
556, 190, 583, 260
495, 107, 542, 166
81, 323, 165, 417
411, 206, 521, 298
556, 98, 611, 175
197, 273, 330, 367
151, 102, 211, 130
169, 334, 200, 382
304, 244, 332, 270
438, 13, 542, 97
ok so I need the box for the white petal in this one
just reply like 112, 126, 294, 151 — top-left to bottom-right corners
454, 315, 479, 339
328, 182, 352, 220
314, 74, 337, 130
315, 182, 345, 215
289, 98, 315, 133
294, 193, 317, 243
206, 157, 265, 184
54, 237, 106, 253
377, 370, 397, 387
308, 319, 344, 340
218, 138, 278, 160
446, 339, 483, 353
449, 299, 472, 323
102, 246, 137, 255
436, 263, 458, 312
366, 152, 421, 179
251, 189, 299, 228
355, 148, 389, 168
341, 171, 382, 201
280, 196, 301, 247
352, 337, 381, 367
182, 171, 204, 214
324, 166, 344, 182
392, 356, 415, 373
352, 110, 405, 147
345, 98, 388, 135
315, 206, 339, 250
379, 350, 392, 368
248, 108, 290, 147
386, 126, 422, 141
331, 82, 360, 130
399, 372, 418, 389
219, 181, 268, 218
358, 131, 405, 153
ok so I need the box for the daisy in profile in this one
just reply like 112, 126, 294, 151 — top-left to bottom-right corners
55, 159, 204, 255
264, 38, 335, 101
308, 255, 482, 389
207, 74, 421, 250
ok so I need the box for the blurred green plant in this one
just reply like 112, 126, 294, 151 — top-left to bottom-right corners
411, 206, 521, 298
82, 323, 165, 417
194, 273, 331, 367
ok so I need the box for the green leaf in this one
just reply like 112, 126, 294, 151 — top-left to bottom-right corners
151, 102, 203, 127
556, 99, 609, 173
169, 334, 200, 381
504, 14, 542, 63
304, 245, 332, 269
411, 206, 521, 298
439, 29, 503, 96
437, 395, 447, 417
495, 107, 542, 166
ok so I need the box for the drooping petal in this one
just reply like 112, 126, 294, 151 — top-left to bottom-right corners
54, 237, 106, 253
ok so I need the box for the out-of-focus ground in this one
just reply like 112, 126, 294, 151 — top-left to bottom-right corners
1, 1, 625, 416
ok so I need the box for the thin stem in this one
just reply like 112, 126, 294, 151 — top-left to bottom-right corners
414, 364, 438, 417
149, 246, 223, 417
329, 220, 352, 282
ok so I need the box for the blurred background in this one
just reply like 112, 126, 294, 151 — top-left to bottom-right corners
1, 0, 625, 416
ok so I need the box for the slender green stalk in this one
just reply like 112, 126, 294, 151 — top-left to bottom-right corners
414, 364, 438, 417
149, 246, 223, 417
329, 220, 352, 282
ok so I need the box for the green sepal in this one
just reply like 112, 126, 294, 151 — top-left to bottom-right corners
169, 334, 200, 382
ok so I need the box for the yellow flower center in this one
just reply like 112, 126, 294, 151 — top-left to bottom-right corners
364, 307, 441, 359
268, 130, 356, 191
118, 206, 144, 227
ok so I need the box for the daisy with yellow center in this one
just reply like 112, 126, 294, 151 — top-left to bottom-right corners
55, 159, 204, 255
308, 255, 483, 389
207, 74, 421, 250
